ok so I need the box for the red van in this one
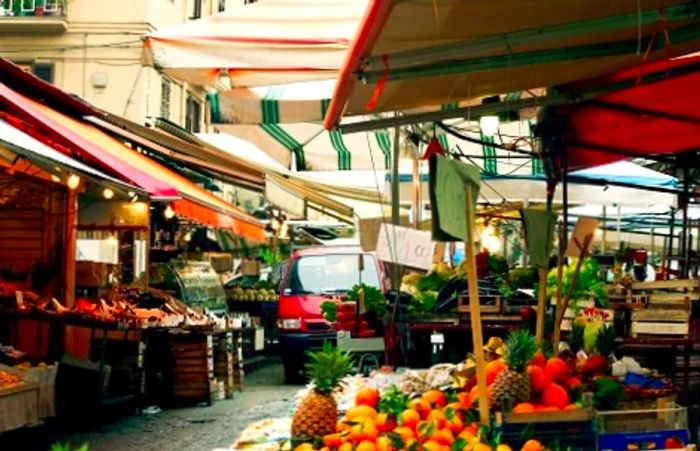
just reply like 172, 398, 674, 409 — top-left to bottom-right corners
277, 246, 385, 381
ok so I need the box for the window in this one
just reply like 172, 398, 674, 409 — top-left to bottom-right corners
191, 0, 202, 19
160, 79, 171, 120
217, 0, 225, 12
15, 62, 55, 84
185, 95, 202, 133
283, 254, 380, 295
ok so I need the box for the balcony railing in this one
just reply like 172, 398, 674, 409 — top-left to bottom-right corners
0, 0, 66, 18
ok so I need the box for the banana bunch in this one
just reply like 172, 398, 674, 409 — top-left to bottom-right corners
484, 337, 506, 361
228, 287, 278, 302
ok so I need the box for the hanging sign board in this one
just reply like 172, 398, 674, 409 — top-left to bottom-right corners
567, 217, 599, 258
376, 223, 443, 270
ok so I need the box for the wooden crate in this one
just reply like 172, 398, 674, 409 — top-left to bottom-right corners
631, 322, 690, 337
457, 294, 501, 314
166, 332, 214, 405
213, 331, 237, 398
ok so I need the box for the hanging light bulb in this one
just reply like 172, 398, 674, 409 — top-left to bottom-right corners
102, 188, 114, 200
479, 115, 500, 137
164, 205, 175, 219
67, 174, 80, 190
217, 69, 232, 91
50, 174, 61, 183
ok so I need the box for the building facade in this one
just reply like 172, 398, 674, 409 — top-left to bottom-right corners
0, 0, 248, 130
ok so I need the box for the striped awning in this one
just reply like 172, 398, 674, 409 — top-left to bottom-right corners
214, 122, 393, 171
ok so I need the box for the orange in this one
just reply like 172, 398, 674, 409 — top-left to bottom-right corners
349, 419, 378, 443
338, 443, 353, 451
400, 409, 421, 430
446, 416, 463, 434
544, 357, 569, 383
496, 445, 513, 451
564, 403, 579, 410
356, 387, 380, 408
542, 383, 570, 409
427, 410, 447, 429
393, 426, 416, 443
527, 365, 550, 393
540, 405, 560, 412
422, 389, 447, 409
409, 399, 432, 419
346, 404, 378, 420
485, 360, 507, 385
433, 428, 455, 446
294, 444, 314, 451
320, 447, 330, 451
473, 444, 492, 451
376, 436, 395, 451
511, 402, 535, 414
457, 429, 475, 441
323, 433, 343, 448
376, 413, 396, 433
336, 420, 351, 432
456, 392, 471, 407
356, 440, 377, 451
422, 440, 443, 451
404, 438, 417, 450
521, 439, 544, 451
445, 402, 465, 417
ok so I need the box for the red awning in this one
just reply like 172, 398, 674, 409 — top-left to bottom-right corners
0, 83, 178, 199
545, 54, 700, 170
0, 83, 266, 241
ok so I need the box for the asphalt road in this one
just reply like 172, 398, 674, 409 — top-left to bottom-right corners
1, 363, 301, 451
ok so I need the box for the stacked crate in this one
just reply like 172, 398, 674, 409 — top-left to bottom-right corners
167, 331, 214, 405
232, 329, 245, 391
629, 279, 697, 337
213, 331, 235, 399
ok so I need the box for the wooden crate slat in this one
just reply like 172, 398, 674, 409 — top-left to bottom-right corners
632, 279, 698, 291
631, 322, 689, 336
631, 310, 690, 323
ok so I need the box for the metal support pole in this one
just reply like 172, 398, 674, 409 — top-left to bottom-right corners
412, 157, 421, 228
681, 164, 690, 277
562, 151, 569, 245
392, 124, 401, 226
602, 206, 607, 254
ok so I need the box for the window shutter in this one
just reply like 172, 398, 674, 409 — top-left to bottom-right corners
32, 63, 54, 84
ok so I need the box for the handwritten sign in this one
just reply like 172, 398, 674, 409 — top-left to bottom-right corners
376, 224, 442, 270
567, 217, 599, 258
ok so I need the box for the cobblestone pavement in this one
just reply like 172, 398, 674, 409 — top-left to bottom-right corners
2, 363, 301, 451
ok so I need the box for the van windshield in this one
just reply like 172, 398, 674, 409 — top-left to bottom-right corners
285, 254, 380, 295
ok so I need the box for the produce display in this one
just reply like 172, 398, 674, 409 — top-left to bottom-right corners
228, 286, 278, 302
5, 288, 212, 328
291, 344, 544, 451
0, 369, 24, 390
321, 284, 385, 337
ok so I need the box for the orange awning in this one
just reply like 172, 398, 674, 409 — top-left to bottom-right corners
6, 90, 265, 242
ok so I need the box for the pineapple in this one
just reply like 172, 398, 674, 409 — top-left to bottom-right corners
291, 342, 352, 440
491, 330, 537, 408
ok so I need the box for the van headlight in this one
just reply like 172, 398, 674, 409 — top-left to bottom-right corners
278, 318, 302, 330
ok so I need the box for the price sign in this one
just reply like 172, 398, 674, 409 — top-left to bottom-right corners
376, 224, 442, 270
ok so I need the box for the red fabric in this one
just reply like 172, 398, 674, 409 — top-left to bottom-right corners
552, 55, 700, 170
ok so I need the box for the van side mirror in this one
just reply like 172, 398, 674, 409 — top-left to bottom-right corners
283, 288, 291, 295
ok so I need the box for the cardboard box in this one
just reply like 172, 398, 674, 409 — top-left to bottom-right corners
239, 260, 261, 276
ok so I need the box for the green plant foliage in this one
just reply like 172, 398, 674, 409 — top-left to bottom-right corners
347, 284, 385, 318
50, 444, 89, 451
416, 271, 450, 292
592, 377, 625, 410
408, 291, 438, 313
304, 342, 352, 394
320, 301, 337, 322
378, 385, 409, 418
546, 258, 608, 308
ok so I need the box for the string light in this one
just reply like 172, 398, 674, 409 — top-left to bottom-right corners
102, 188, 114, 199
67, 174, 80, 190
479, 115, 500, 136
164, 205, 175, 219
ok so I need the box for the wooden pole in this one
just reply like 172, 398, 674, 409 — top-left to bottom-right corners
535, 268, 547, 344
552, 221, 566, 354
464, 187, 489, 425
553, 234, 593, 349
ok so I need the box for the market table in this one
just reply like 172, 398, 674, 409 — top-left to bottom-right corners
616, 336, 693, 403
0, 381, 40, 433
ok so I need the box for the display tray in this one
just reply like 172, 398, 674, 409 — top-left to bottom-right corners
501, 406, 594, 424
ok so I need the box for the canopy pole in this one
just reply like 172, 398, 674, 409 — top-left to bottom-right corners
412, 156, 421, 228
602, 206, 607, 254
617, 204, 622, 251
464, 187, 489, 425
391, 121, 401, 293
681, 163, 690, 277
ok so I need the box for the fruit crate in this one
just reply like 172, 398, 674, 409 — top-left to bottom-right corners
495, 418, 596, 450
165, 331, 214, 406
597, 402, 690, 450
